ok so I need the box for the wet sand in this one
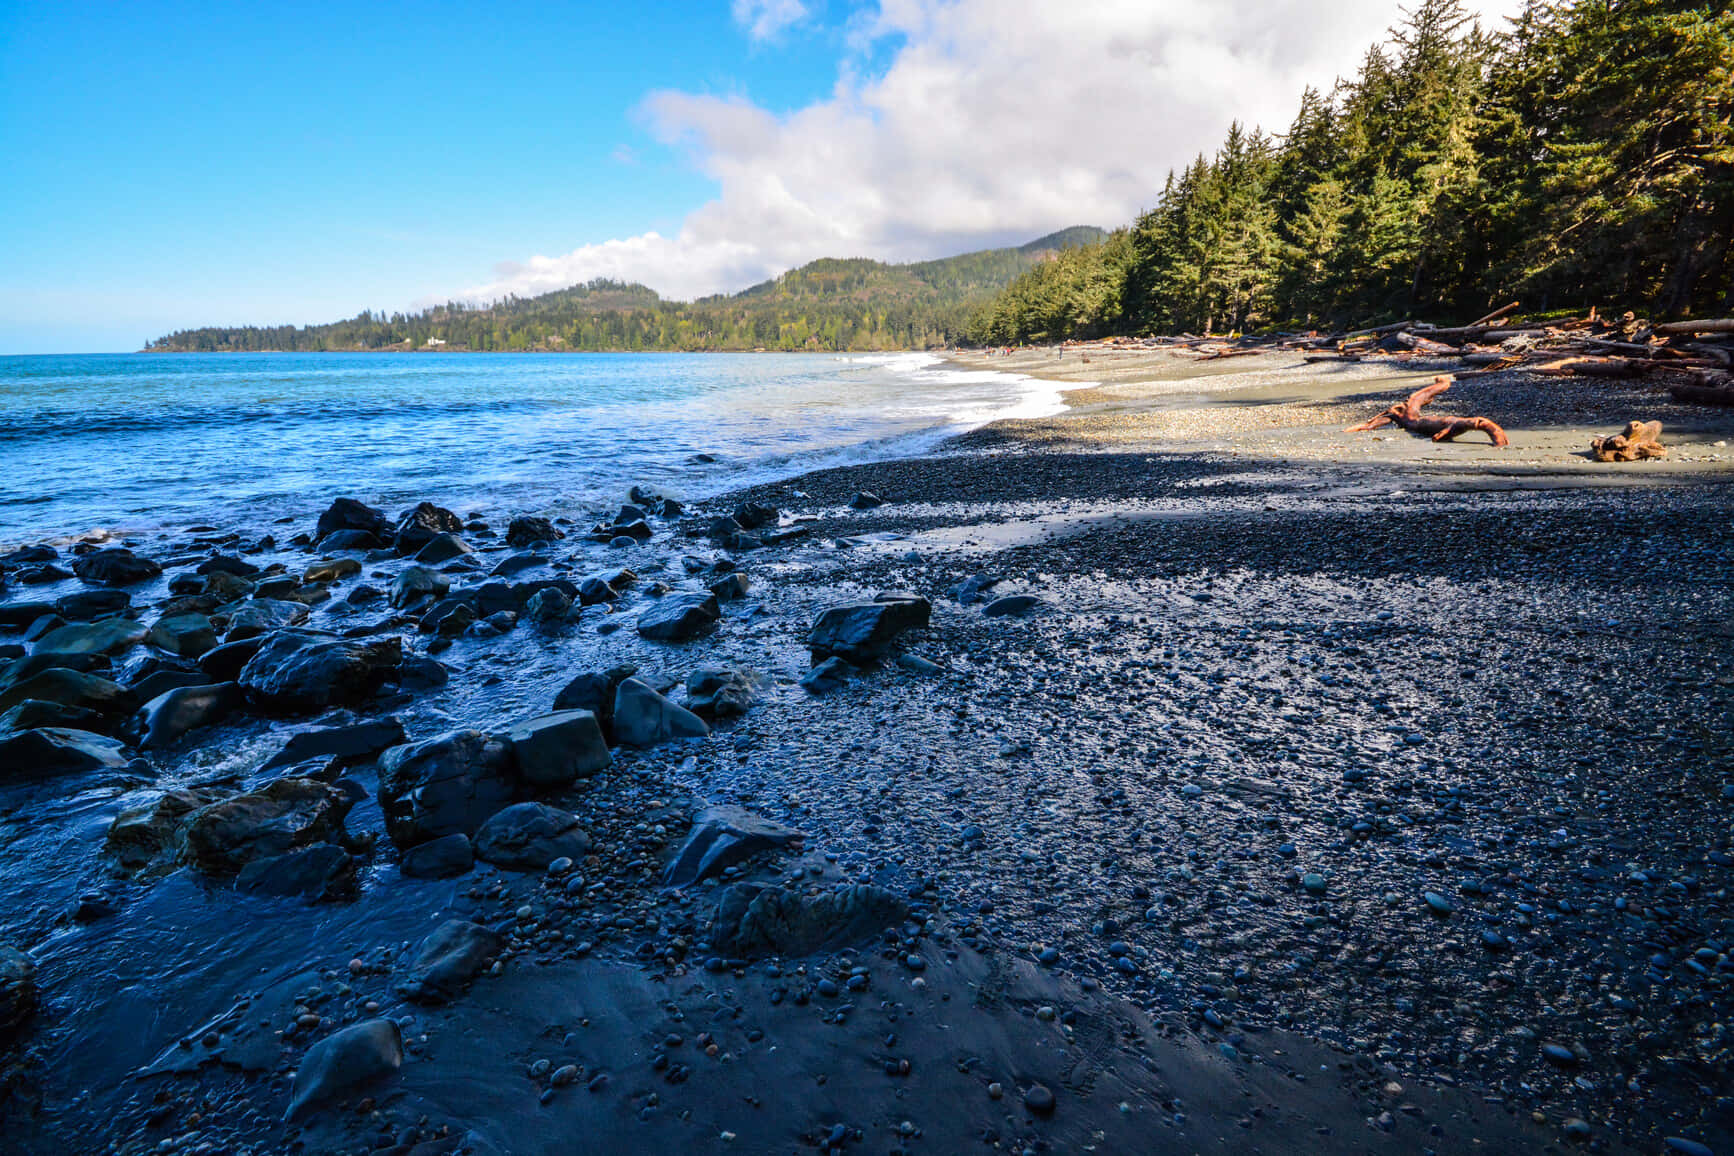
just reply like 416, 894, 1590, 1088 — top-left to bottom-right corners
2, 354, 1731, 1154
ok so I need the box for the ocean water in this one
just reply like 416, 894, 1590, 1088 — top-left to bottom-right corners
0, 351, 1066, 546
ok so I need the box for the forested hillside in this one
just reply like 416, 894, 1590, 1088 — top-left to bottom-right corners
146, 228, 1103, 353
968, 0, 1732, 344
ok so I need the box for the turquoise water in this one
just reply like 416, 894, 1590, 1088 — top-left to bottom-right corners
0, 351, 1063, 545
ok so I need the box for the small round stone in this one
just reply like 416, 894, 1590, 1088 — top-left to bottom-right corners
1023, 1083, 1056, 1115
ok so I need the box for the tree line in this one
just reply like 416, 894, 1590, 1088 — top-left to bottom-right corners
967, 0, 1732, 345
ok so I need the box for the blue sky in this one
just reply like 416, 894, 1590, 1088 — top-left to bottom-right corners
0, 1, 848, 351
0, 0, 1519, 353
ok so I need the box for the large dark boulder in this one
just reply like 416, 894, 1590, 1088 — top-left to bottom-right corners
55, 589, 130, 621
72, 548, 161, 587
0, 668, 135, 721
180, 777, 353, 875
636, 592, 720, 642
552, 665, 636, 740
806, 596, 931, 664
0, 650, 109, 691
236, 843, 356, 901
223, 598, 308, 641
31, 618, 148, 657
505, 516, 560, 547
472, 802, 590, 871
685, 666, 760, 718
315, 498, 390, 543
198, 635, 266, 681
146, 613, 218, 658
414, 533, 472, 565
612, 678, 709, 747
237, 632, 402, 713
399, 833, 474, 879
663, 805, 802, 887
376, 730, 516, 848
389, 566, 449, 610
394, 920, 503, 1004
259, 717, 406, 774
503, 710, 610, 787
135, 682, 242, 749
393, 502, 463, 555
0, 728, 129, 781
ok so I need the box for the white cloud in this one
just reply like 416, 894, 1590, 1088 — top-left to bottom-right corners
733, 0, 810, 40
461, 0, 1524, 304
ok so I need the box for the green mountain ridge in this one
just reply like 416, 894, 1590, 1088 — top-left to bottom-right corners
146, 227, 1105, 353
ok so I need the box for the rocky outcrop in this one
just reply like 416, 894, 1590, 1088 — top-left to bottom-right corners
472, 802, 590, 871
237, 632, 402, 713
376, 730, 516, 848
283, 1018, 403, 1121
395, 920, 503, 1004
612, 678, 709, 747
806, 596, 930, 663
106, 788, 228, 872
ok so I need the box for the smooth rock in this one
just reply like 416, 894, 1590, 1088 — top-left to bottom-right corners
135, 682, 242, 749
31, 618, 149, 657
180, 777, 352, 875
395, 920, 503, 1004
283, 1018, 403, 1121
799, 656, 853, 695
504, 710, 611, 788
414, 533, 473, 564
0, 668, 135, 720
983, 594, 1043, 618
315, 498, 390, 543
236, 843, 355, 900
146, 613, 218, 658
259, 717, 407, 774
0, 727, 129, 780
473, 802, 590, 871
393, 502, 463, 554
663, 805, 802, 886
224, 598, 309, 640
54, 589, 130, 621
612, 678, 709, 747
72, 548, 161, 586
400, 833, 474, 879
807, 597, 930, 663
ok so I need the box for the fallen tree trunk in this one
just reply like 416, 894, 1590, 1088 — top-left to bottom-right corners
1344, 376, 1510, 446
1653, 318, 1734, 337
1466, 301, 1521, 328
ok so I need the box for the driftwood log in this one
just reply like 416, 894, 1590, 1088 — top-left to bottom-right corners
1590, 420, 1667, 462
1345, 376, 1510, 446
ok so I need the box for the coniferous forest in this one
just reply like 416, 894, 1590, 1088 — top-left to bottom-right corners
967, 0, 1732, 344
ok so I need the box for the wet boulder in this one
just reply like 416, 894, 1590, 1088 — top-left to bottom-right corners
376, 730, 516, 848
259, 717, 406, 774
146, 613, 218, 658
283, 1018, 402, 1121
0, 668, 135, 722
0, 602, 55, 632
0, 700, 106, 733
106, 788, 228, 872
708, 572, 750, 602
636, 592, 720, 642
180, 777, 353, 875
236, 843, 356, 901
315, 498, 391, 544
663, 805, 802, 887
393, 502, 463, 555
31, 618, 148, 657
400, 832, 474, 879
55, 588, 130, 621
196, 555, 260, 578
983, 594, 1044, 618
238, 632, 402, 713
473, 802, 590, 871
578, 576, 620, 606
612, 678, 709, 747
505, 516, 560, 547
72, 547, 161, 586
223, 598, 309, 641
414, 532, 472, 565
135, 682, 242, 749
0, 945, 36, 1037
0, 728, 129, 781
848, 491, 885, 509
552, 666, 635, 740
128, 668, 211, 703
806, 596, 930, 664
710, 882, 909, 957
302, 557, 360, 584
395, 920, 503, 1004
315, 528, 382, 552
418, 597, 475, 637
523, 586, 571, 623
504, 710, 610, 788
392, 654, 449, 693
202, 569, 255, 604
732, 501, 779, 530
1, 650, 109, 690
198, 635, 266, 681
684, 666, 760, 718
390, 566, 449, 610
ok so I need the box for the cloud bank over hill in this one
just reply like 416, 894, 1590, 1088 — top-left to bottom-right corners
460, 0, 1521, 304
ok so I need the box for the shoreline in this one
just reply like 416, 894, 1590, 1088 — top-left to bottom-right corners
1, 355, 1730, 1152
